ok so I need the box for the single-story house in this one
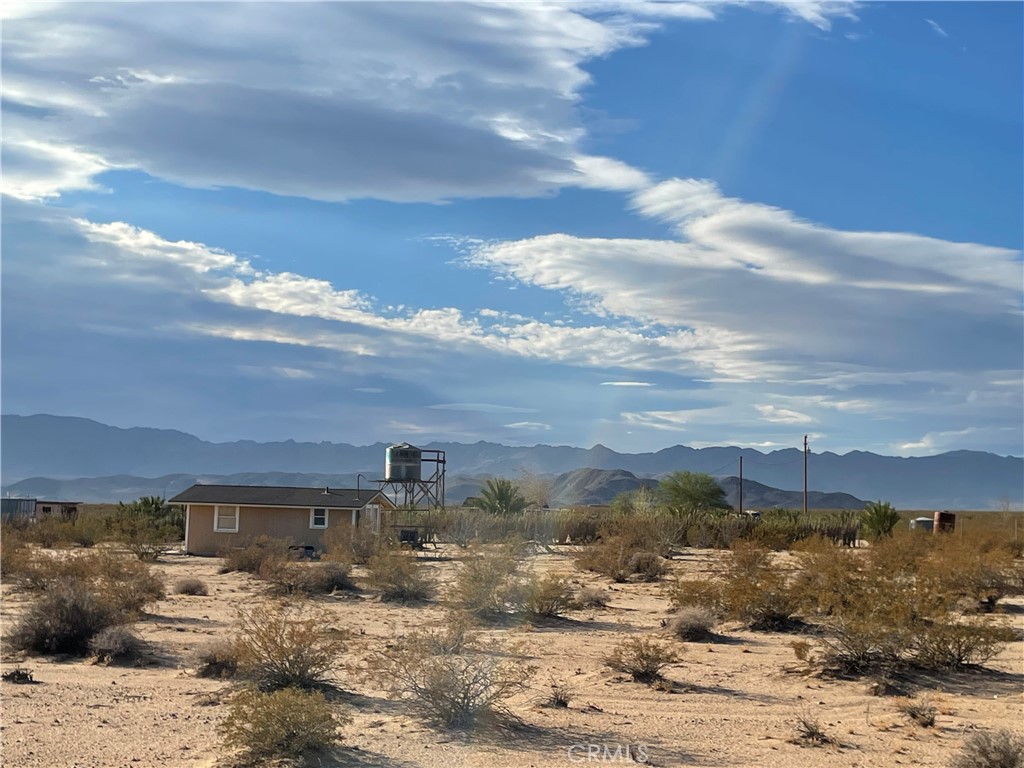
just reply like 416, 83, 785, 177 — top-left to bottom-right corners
1, 498, 80, 524
169, 484, 395, 556
36, 500, 80, 519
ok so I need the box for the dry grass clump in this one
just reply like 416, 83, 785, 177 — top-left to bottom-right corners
219, 536, 291, 575
89, 625, 144, 664
259, 560, 355, 596
667, 607, 717, 642
577, 586, 610, 609
522, 573, 577, 619
219, 687, 346, 762
604, 636, 680, 683
790, 711, 836, 747
447, 546, 526, 621
367, 621, 534, 728
950, 728, 1024, 768
543, 677, 574, 708
235, 603, 347, 691
194, 640, 240, 679
173, 577, 209, 596
898, 696, 937, 728
365, 549, 435, 602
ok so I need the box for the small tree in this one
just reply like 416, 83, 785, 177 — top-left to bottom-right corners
478, 478, 528, 516
112, 496, 184, 560
659, 472, 730, 516
859, 501, 901, 541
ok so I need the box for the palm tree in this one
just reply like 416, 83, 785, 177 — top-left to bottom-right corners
859, 500, 901, 541
478, 478, 528, 516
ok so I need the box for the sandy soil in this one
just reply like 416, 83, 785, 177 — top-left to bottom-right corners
2, 547, 1022, 768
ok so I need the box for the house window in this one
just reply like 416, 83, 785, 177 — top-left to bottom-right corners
214, 505, 239, 533
41, 506, 52, 514
310, 508, 328, 529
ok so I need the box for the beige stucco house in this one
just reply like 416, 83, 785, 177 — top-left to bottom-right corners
170, 484, 395, 556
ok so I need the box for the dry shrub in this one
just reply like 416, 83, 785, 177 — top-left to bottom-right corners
259, 560, 355, 596
912, 621, 1015, 670
367, 625, 534, 728
604, 636, 679, 683
665, 577, 725, 617
12, 550, 165, 612
577, 586, 609, 609
366, 550, 434, 602
235, 603, 347, 691
898, 696, 937, 728
219, 687, 346, 761
323, 524, 380, 565
89, 625, 144, 664
1, 525, 28, 576
668, 607, 716, 642
920, 538, 1018, 612
576, 535, 669, 583
791, 711, 836, 747
951, 728, 1024, 768
194, 640, 240, 679
447, 546, 525, 621
10, 582, 117, 655
174, 578, 209, 596
544, 676, 573, 708
722, 542, 801, 630
219, 536, 290, 574
522, 573, 576, 619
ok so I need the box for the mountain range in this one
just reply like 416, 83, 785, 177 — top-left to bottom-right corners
2, 414, 1021, 509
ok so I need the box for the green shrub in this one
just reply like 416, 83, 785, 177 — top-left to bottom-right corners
235, 603, 347, 691
951, 728, 1024, 768
173, 578, 209, 596
89, 625, 144, 664
366, 550, 434, 602
522, 573, 576, 619
859, 500, 901, 541
219, 687, 345, 761
604, 637, 679, 683
911, 621, 1015, 670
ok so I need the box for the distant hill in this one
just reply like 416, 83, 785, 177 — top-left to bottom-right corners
717, 476, 865, 511
549, 468, 659, 507
2, 414, 1022, 509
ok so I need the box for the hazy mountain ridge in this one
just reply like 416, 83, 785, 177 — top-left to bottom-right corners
2, 414, 1021, 508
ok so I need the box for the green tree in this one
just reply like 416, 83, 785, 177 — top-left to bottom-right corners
478, 479, 528, 516
859, 501, 901, 541
659, 471, 730, 516
113, 496, 184, 560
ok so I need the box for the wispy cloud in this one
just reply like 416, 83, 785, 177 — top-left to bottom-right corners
600, 381, 655, 387
755, 405, 814, 424
504, 421, 552, 431
925, 18, 949, 38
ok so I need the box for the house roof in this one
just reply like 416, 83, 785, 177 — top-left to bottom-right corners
169, 484, 385, 509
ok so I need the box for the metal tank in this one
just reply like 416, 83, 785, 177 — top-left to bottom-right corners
385, 442, 422, 482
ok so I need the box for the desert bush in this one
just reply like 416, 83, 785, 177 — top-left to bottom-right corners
368, 626, 533, 728
0, 526, 28, 577
111, 497, 184, 560
576, 535, 669, 583
714, 542, 801, 630
323, 523, 380, 565
447, 546, 525, 620
219, 687, 346, 761
174, 578, 209, 596
667, 607, 716, 642
259, 560, 355, 596
898, 696, 937, 727
859, 500, 901, 541
791, 711, 835, 747
11, 550, 164, 615
194, 640, 240, 679
628, 551, 670, 582
10, 582, 117, 655
951, 728, 1024, 768
522, 573, 576, 619
577, 586, 609, 609
920, 539, 1017, 612
911, 621, 1015, 670
235, 603, 347, 691
219, 536, 291, 574
604, 636, 679, 683
89, 625, 144, 664
665, 577, 726, 617
366, 550, 434, 602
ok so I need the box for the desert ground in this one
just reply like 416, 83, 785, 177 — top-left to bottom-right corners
2, 545, 1022, 768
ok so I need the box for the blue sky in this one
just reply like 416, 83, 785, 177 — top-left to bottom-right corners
2, 1, 1022, 457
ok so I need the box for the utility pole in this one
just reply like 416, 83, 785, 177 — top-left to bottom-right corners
738, 455, 743, 514
802, 435, 809, 516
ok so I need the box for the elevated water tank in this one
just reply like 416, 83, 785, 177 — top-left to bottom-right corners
386, 442, 422, 482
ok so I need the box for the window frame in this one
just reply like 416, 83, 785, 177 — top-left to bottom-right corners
309, 507, 329, 529
214, 504, 240, 533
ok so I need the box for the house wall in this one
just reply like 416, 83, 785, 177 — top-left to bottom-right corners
185, 501, 391, 556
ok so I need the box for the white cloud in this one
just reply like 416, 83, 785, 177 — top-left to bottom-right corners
601, 381, 655, 387
504, 421, 553, 431
2, 2, 858, 203
430, 403, 538, 414
755, 404, 814, 424
925, 18, 949, 38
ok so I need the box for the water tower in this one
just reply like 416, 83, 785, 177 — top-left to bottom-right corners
378, 442, 445, 509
